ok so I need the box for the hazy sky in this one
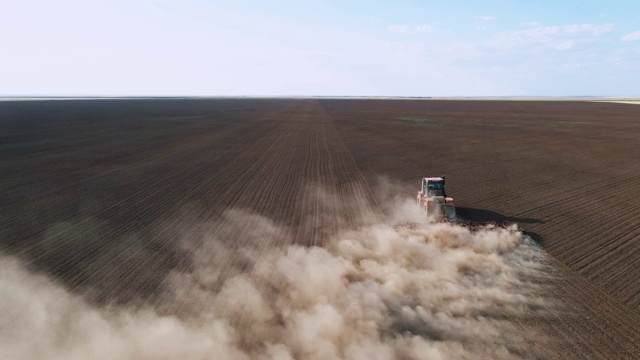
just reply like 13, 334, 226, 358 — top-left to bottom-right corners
2, 0, 639, 96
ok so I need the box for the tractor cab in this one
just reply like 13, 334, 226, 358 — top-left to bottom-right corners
422, 177, 446, 197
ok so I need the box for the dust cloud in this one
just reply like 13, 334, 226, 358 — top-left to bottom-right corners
0, 195, 553, 359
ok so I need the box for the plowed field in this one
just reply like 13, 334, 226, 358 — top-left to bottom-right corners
1, 99, 639, 359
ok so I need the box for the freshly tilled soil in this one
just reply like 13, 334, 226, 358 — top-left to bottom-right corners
1, 98, 639, 358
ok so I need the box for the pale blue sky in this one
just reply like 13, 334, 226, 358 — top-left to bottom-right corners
2, 0, 639, 96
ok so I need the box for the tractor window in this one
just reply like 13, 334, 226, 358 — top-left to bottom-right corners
427, 181, 445, 196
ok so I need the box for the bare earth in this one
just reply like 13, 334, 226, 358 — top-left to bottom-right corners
0, 99, 639, 358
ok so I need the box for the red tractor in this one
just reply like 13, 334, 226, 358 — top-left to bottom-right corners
417, 176, 457, 220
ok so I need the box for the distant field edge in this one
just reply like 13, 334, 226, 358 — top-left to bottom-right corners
1, 96, 639, 103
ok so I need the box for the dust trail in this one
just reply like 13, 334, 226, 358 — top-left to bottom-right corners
0, 195, 554, 359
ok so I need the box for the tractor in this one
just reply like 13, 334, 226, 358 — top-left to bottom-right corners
417, 176, 457, 220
